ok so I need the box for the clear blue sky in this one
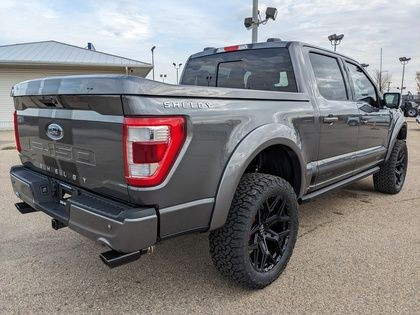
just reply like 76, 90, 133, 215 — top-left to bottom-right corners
0, 0, 419, 92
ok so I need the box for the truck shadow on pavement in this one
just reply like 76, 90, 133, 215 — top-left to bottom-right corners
79, 181, 378, 285
1, 177, 391, 311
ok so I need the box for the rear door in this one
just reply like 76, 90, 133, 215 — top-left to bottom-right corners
307, 50, 360, 188
344, 61, 392, 171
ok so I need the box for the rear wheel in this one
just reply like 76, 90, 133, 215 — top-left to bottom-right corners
373, 140, 408, 194
209, 173, 298, 289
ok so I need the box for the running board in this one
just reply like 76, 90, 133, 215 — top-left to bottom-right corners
302, 167, 380, 201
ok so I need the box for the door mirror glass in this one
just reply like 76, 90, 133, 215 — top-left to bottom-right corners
383, 92, 401, 108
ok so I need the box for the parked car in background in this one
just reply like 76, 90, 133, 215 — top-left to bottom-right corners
401, 101, 419, 117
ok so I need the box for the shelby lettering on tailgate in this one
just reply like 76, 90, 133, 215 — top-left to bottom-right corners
29, 139, 96, 182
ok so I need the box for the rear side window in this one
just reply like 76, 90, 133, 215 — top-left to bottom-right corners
181, 48, 298, 92
309, 53, 348, 101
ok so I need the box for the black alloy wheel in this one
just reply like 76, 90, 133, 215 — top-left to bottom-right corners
395, 148, 407, 189
248, 195, 291, 272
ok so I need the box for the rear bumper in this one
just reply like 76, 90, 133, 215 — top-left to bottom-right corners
10, 166, 158, 253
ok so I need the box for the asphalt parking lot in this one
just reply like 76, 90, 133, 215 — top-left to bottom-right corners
0, 121, 419, 314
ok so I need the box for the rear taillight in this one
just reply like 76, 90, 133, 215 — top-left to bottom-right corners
13, 111, 21, 153
123, 116, 186, 187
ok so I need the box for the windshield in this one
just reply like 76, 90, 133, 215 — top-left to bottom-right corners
181, 48, 297, 93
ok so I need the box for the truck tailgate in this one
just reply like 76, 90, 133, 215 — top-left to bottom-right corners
14, 95, 129, 202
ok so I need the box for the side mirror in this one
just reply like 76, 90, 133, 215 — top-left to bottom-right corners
383, 92, 401, 109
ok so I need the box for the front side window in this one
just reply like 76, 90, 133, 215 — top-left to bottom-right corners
346, 62, 377, 106
181, 48, 297, 92
309, 53, 348, 101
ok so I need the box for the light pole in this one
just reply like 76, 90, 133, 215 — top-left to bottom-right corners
172, 63, 183, 84
379, 48, 383, 92
151, 46, 156, 80
328, 34, 344, 51
399, 57, 411, 93
159, 74, 167, 83
252, 0, 258, 43
244, 1, 278, 43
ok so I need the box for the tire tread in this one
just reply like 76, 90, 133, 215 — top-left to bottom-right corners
209, 173, 298, 289
373, 140, 407, 194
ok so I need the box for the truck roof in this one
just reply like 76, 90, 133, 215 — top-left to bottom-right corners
190, 40, 358, 64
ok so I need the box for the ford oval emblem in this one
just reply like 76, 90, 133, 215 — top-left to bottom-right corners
46, 123, 64, 141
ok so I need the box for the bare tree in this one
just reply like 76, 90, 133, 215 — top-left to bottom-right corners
372, 70, 392, 92
416, 71, 420, 94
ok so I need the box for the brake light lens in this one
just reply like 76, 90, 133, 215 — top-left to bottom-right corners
224, 45, 240, 52
123, 117, 186, 187
13, 111, 21, 153
216, 44, 248, 53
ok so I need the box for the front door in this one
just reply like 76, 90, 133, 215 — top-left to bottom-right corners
345, 62, 392, 171
308, 51, 360, 188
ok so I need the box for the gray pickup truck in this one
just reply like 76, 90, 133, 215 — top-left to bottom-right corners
10, 40, 408, 288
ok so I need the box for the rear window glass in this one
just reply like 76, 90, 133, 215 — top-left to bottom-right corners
181, 48, 298, 92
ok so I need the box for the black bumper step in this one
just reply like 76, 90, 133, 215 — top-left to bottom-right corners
15, 202, 37, 214
51, 219, 67, 230
100, 249, 144, 268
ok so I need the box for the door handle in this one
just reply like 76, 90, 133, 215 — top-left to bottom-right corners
323, 116, 339, 124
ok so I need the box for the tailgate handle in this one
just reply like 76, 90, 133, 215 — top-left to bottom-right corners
39, 97, 62, 108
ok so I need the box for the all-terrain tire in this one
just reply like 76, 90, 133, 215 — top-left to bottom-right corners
373, 140, 408, 194
209, 173, 298, 289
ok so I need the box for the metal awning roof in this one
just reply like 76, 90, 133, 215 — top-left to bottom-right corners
0, 40, 152, 70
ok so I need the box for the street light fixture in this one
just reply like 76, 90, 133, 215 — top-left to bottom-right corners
151, 46, 156, 80
361, 63, 369, 68
244, 1, 278, 43
328, 33, 344, 51
159, 74, 167, 83
172, 63, 183, 84
265, 7, 278, 20
399, 56, 411, 93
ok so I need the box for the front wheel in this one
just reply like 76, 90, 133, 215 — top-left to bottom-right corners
209, 173, 298, 289
373, 140, 408, 194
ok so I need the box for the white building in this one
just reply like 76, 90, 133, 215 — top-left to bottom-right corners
0, 40, 152, 129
